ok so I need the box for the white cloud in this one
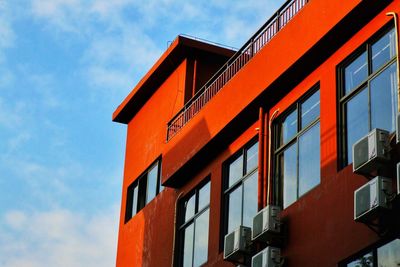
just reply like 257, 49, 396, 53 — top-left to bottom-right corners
0, 206, 119, 267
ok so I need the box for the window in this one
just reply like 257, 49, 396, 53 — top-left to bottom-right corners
125, 159, 163, 222
177, 180, 210, 267
223, 139, 259, 236
274, 87, 320, 209
343, 239, 400, 267
339, 26, 397, 166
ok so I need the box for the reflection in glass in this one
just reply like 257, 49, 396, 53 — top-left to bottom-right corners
242, 172, 258, 228
183, 224, 194, 267
228, 187, 242, 233
185, 195, 196, 222
228, 155, 243, 187
281, 110, 298, 145
246, 142, 259, 174
281, 144, 297, 208
372, 29, 396, 72
377, 239, 400, 267
198, 182, 210, 212
346, 252, 373, 267
132, 185, 138, 216
301, 90, 320, 129
299, 123, 320, 196
193, 210, 209, 267
146, 164, 158, 204
371, 62, 398, 132
344, 51, 368, 94
346, 88, 369, 163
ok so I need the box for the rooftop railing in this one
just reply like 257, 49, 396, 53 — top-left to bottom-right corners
167, 0, 309, 141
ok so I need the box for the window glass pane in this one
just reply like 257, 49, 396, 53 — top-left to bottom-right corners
281, 110, 298, 145
137, 178, 147, 211
281, 144, 297, 208
183, 224, 194, 267
198, 181, 210, 211
346, 88, 369, 163
158, 163, 164, 192
246, 142, 259, 174
377, 239, 400, 267
371, 62, 398, 132
372, 28, 396, 72
242, 171, 258, 228
228, 186, 242, 233
185, 195, 196, 222
228, 155, 243, 187
346, 252, 374, 267
299, 123, 320, 196
193, 209, 209, 267
344, 51, 368, 94
132, 185, 138, 216
301, 90, 320, 129
146, 164, 158, 204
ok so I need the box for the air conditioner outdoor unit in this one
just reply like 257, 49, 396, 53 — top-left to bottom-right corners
252, 246, 282, 267
354, 176, 392, 222
252, 205, 281, 244
223, 226, 252, 262
352, 128, 390, 175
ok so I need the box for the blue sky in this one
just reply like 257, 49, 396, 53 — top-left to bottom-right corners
0, 1, 284, 266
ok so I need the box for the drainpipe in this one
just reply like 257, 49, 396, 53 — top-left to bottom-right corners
386, 12, 400, 112
266, 110, 279, 206
171, 191, 184, 267
258, 107, 265, 211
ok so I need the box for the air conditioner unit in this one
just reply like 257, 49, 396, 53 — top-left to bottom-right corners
354, 176, 392, 222
252, 246, 282, 267
223, 226, 252, 262
252, 205, 281, 243
352, 128, 390, 175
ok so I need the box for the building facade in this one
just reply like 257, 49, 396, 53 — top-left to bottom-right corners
113, 0, 400, 266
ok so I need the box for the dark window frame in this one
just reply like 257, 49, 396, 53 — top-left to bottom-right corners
220, 136, 259, 251
339, 237, 400, 267
273, 84, 321, 208
176, 177, 211, 267
125, 157, 163, 223
337, 23, 396, 168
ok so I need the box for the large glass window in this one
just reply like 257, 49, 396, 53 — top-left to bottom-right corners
223, 139, 259, 236
178, 180, 210, 267
343, 239, 400, 267
339, 27, 397, 166
125, 159, 163, 222
274, 87, 320, 209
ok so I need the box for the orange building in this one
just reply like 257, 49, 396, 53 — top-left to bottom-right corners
113, 0, 400, 266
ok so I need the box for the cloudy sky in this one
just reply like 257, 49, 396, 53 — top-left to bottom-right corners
0, 0, 285, 266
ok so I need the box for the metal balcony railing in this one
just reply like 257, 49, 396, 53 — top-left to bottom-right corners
166, 0, 309, 141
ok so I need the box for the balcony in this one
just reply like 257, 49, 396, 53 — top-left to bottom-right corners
166, 0, 309, 141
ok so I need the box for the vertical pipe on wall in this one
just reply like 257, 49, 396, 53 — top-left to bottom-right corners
263, 111, 269, 207
258, 107, 265, 211
266, 110, 279, 206
386, 12, 400, 112
171, 192, 184, 267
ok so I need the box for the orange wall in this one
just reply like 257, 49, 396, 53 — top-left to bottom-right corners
116, 59, 188, 266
